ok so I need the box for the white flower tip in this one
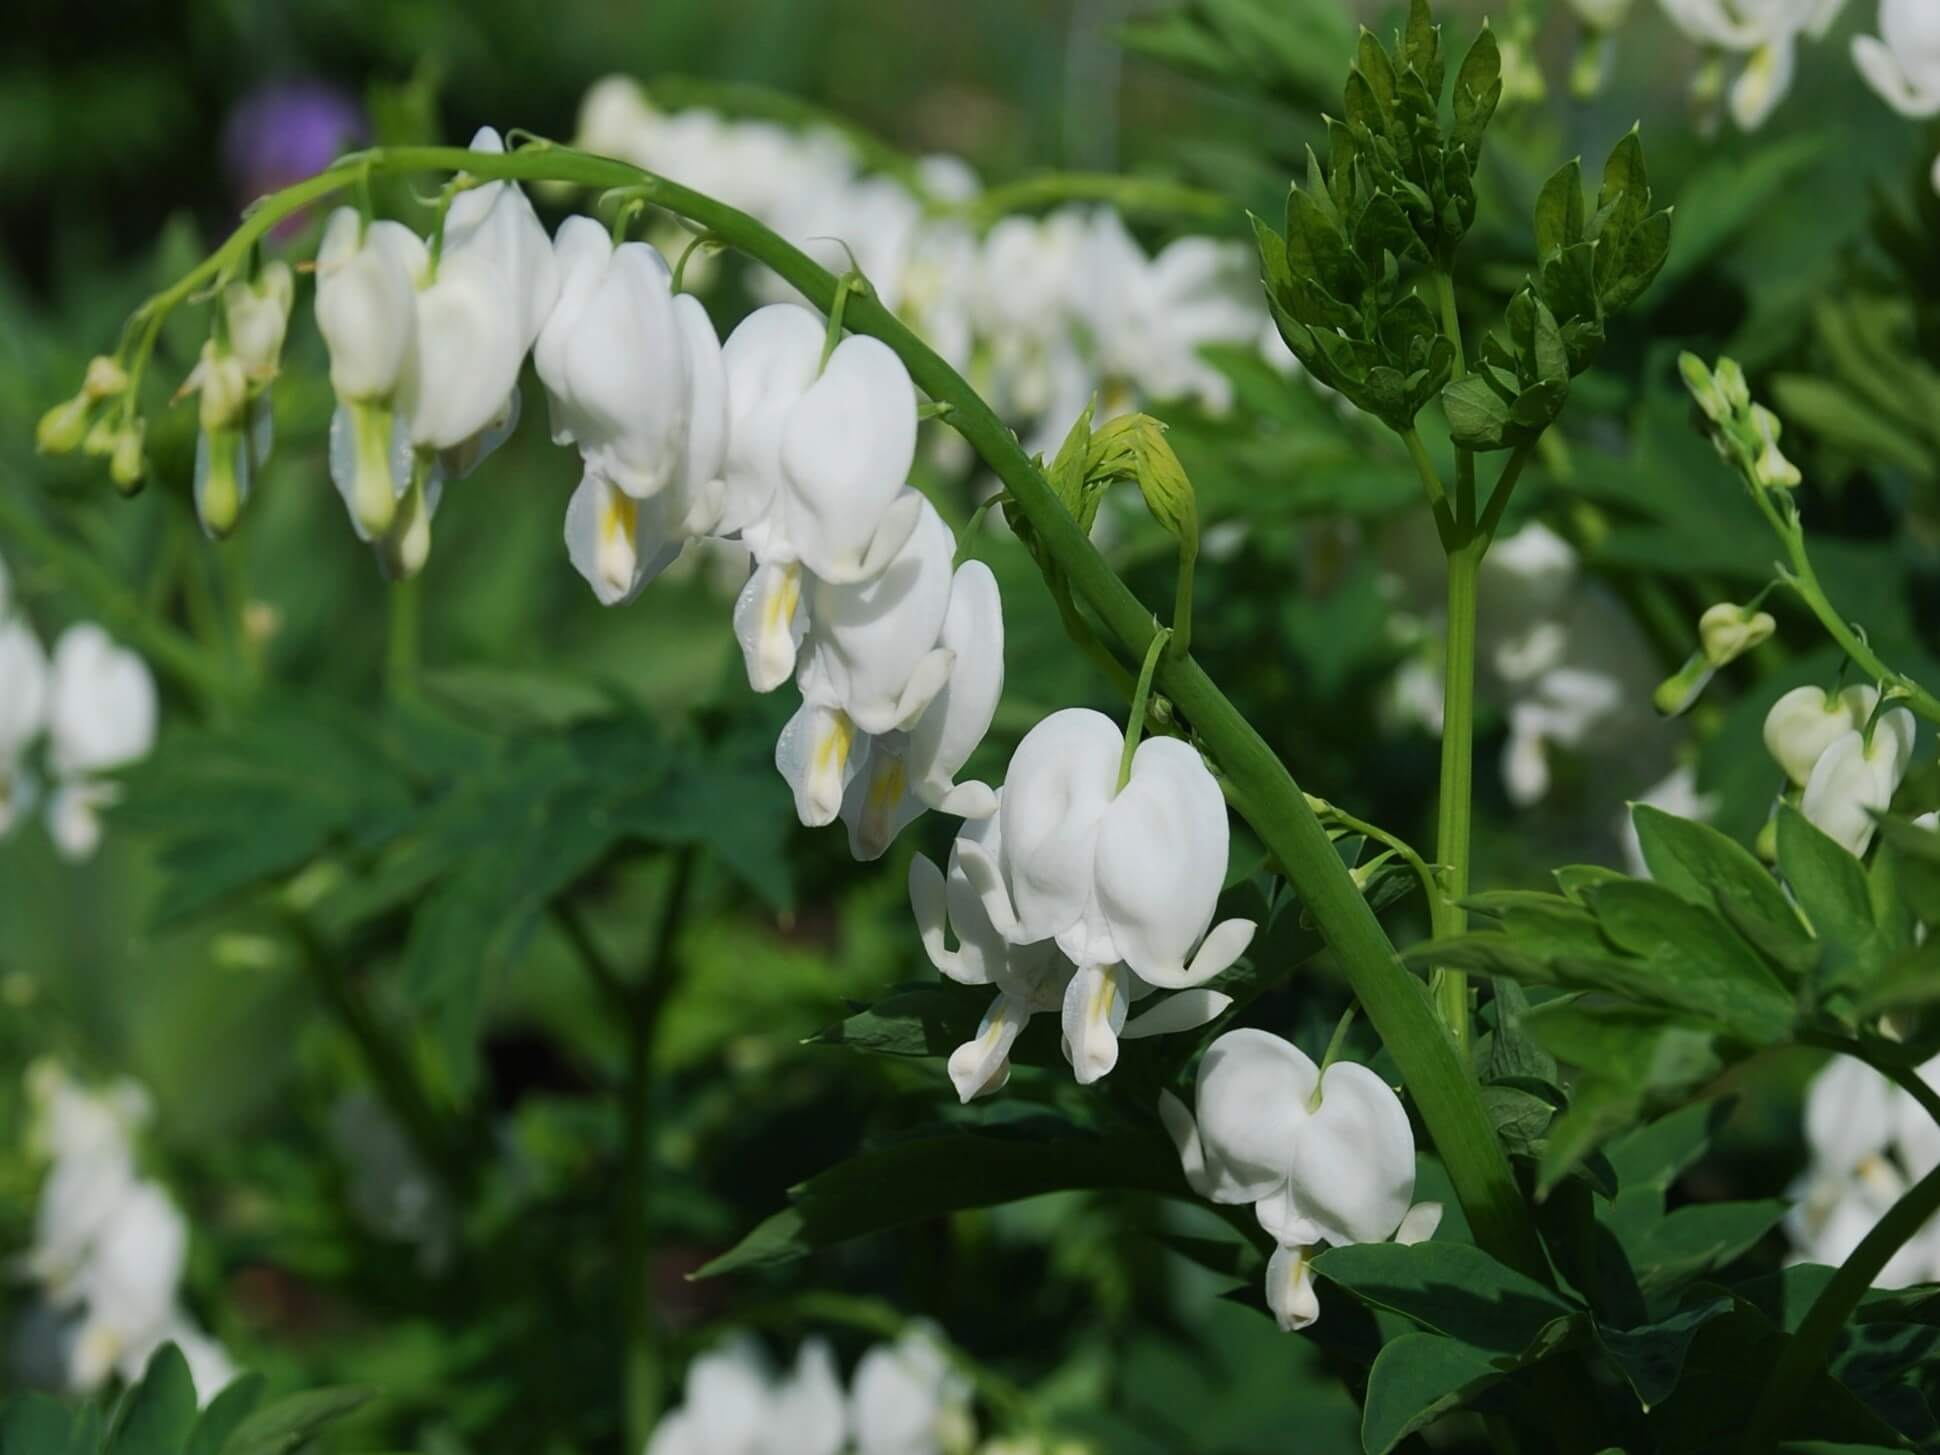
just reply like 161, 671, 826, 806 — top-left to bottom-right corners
1266, 1244, 1320, 1333
929, 779, 997, 820
1121, 988, 1233, 1041
1395, 1201, 1444, 1246
1137, 917, 1257, 990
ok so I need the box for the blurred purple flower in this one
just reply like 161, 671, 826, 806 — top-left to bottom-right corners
224, 82, 367, 232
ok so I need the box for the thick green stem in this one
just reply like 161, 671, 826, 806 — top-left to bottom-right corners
1432, 542, 1482, 1060
125, 141, 1549, 1286
386, 574, 421, 697
621, 850, 697, 1453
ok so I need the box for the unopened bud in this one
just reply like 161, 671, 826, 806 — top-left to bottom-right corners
1713, 357, 1750, 416
1653, 652, 1715, 717
1698, 601, 1775, 668
1677, 352, 1730, 424
195, 426, 247, 539
1749, 404, 1800, 488
110, 421, 147, 495
1755, 808, 1778, 862
82, 413, 119, 457
36, 395, 90, 455
82, 354, 129, 400
190, 340, 250, 434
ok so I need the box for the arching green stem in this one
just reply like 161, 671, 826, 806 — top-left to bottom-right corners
124, 140, 1549, 1286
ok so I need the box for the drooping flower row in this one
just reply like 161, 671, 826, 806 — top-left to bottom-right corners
18, 1063, 235, 1403
0, 555, 158, 861
570, 78, 1277, 452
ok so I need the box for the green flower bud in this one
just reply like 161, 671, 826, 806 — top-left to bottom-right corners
81, 412, 119, 457
110, 421, 147, 495
1755, 809, 1778, 863
1698, 601, 1775, 668
82, 354, 130, 400
1677, 352, 1730, 423
1748, 404, 1800, 488
195, 425, 246, 539
1653, 652, 1715, 717
1713, 357, 1751, 416
36, 395, 90, 455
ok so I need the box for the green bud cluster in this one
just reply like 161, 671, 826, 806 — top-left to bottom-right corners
36, 354, 147, 493
1678, 352, 1802, 490
1252, 0, 1500, 433
1443, 132, 1672, 453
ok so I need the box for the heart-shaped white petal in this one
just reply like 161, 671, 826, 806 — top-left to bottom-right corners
1763, 684, 1872, 788
1194, 1028, 1316, 1203
778, 335, 917, 582
997, 708, 1122, 945
907, 560, 1004, 812
717, 304, 825, 546
1094, 736, 1231, 986
1286, 1061, 1416, 1247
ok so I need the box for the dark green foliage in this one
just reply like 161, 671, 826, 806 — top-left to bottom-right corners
1251, 0, 1497, 432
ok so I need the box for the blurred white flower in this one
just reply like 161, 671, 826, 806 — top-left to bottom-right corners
851, 1328, 976, 1455
18, 1065, 234, 1405
1617, 764, 1718, 877
43, 624, 157, 861
1853, 0, 1940, 115
1659, 0, 1845, 128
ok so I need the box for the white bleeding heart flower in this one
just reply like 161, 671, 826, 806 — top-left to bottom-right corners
1161, 1028, 1438, 1332
315, 211, 426, 538
397, 245, 526, 454
849, 1327, 974, 1455
647, 1335, 848, 1455
536, 216, 692, 499
41, 624, 157, 862
1764, 684, 1878, 787
440, 127, 561, 353
222, 261, 296, 381
837, 559, 1005, 861
796, 492, 957, 736
774, 701, 865, 830
0, 614, 49, 837
1799, 708, 1916, 856
1853, 0, 1940, 117
959, 708, 1256, 992
911, 800, 1225, 1098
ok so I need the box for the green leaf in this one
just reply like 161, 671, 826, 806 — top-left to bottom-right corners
0, 1395, 81, 1455
1450, 24, 1501, 154
698, 1120, 1185, 1276
1442, 373, 1512, 449
107, 1344, 198, 1455
1777, 805, 1885, 1002
184, 1374, 265, 1455
1535, 159, 1585, 261
1597, 1293, 1735, 1411
1314, 1241, 1577, 1355
1632, 806, 1813, 979
1361, 1333, 1505, 1454
1624, 1199, 1789, 1292
218, 1388, 371, 1455
1402, 0, 1442, 98
1580, 880, 1794, 1042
